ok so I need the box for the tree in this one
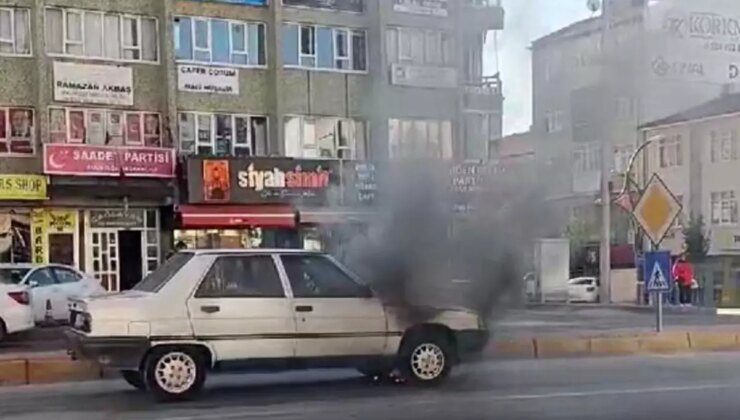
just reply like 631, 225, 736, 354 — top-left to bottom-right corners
682, 214, 709, 263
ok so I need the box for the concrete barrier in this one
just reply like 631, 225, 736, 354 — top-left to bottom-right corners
688, 331, 740, 351
0, 360, 27, 386
590, 336, 641, 356
637, 332, 691, 354
535, 337, 591, 358
27, 358, 101, 384
489, 338, 535, 359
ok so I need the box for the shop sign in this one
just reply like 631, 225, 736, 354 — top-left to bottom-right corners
188, 157, 339, 205
178, 65, 240, 95
393, 0, 448, 17
89, 209, 145, 229
31, 209, 77, 264
0, 174, 47, 200
53, 62, 133, 106
44, 144, 175, 178
341, 161, 377, 205
283, 0, 363, 12
390, 63, 457, 89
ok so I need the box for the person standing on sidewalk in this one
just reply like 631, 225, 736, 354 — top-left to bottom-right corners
672, 255, 694, 306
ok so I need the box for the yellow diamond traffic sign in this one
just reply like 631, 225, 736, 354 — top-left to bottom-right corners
633, 174, 682, 247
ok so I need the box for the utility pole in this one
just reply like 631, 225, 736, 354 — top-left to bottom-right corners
599, 0, 613, 304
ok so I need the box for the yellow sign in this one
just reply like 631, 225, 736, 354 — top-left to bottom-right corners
633, 174, 682, 246
0, 175, 48, 200
31, 209, 77, 263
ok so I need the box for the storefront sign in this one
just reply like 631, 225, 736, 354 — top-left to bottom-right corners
188, 157, 339, 205
341, 161, 377, 205
283, 0, 363, 12
0, 175, 47, 200
390, 63, 457, 89
89, 209, 145, 229
178, 65, 240, 95
53, 62, 133, 106
393, 0, 448, 17
44, 144, 175, 178
31, 209, 77, 264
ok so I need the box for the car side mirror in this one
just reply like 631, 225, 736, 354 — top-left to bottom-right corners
28, 280, 39, 288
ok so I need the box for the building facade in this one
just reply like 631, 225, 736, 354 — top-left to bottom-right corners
0, 0, 504, 291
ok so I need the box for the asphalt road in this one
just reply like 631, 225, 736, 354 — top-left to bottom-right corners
3, 353, 740, 419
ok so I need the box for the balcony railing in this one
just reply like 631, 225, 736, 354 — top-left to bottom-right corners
461, 0, 505, 31
463, 75, 503, 111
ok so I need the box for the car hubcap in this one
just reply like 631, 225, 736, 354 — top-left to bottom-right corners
154, 352, 196, 394
410, 343, 445, 380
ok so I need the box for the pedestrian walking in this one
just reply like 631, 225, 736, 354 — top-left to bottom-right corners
672, 255, 694, 306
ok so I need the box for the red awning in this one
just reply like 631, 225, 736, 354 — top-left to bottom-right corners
298, 208, 376, 224
178, 205, 296, 228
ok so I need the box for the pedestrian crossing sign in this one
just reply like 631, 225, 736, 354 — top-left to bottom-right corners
644, 251, 671, 293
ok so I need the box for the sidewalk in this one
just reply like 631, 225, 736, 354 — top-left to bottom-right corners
3, 305, 740, 387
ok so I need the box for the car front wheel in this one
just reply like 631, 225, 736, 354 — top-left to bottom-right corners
398, 332, 453, 385
144, 347, 206, 402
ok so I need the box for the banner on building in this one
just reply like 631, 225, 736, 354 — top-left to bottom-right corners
283, 0, 363, 12
43, 144, 175, 178
89, 209, 145, 229
647, 0, 740, 84
0, 175, 48, 200
178, 65, 240, 95
390, 64, 457, 89
392, 0, 448, 17
53, 62, 134, 106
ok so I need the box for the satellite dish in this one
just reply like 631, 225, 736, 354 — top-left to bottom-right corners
587, 0, 602, 13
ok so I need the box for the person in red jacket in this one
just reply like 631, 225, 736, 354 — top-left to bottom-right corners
672, 255, 694, 306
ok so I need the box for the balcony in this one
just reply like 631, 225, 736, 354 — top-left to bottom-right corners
462, 75, 503, 112
461, 0, 505, 32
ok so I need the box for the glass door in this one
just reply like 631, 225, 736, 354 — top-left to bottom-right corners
91, 230, 119, 292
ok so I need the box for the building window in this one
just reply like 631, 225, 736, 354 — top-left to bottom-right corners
545, 110, 564, 133
48, 107, 163, 147
284, 116, 366, 160
614, 145, 634, 174
659, 135, 683, 168
283, 23, 367, 72
711, 191, 738, 226
388, 118, 453, 160
386, 27, 452, 66
710, 129, 736, 163
573, 143, 601, 173
45, 8, 158, 63
179, 112, 267, 157
174, 16, 266, 67
0, 8, 31, 56
0, 107, 34, 155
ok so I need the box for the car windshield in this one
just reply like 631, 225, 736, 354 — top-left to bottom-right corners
0, 268, 31, 285
132, 253, 193, 293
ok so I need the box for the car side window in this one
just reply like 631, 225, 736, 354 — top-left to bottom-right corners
195, 256, 285, 298
27, 268, 56, 287
53, 268, 81, 284
281, 255, 368, 298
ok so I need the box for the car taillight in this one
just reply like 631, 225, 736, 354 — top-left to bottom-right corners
8, 291, 30, 305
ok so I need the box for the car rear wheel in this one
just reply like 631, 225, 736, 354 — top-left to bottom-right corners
120, 370, 146, 391
398, 332, 453, 386
144, 347, 206, 402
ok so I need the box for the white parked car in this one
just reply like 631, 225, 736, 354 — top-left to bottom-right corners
0, 269, 34, 342
66, 250, 489, 401
568, 277, 599, 303
0, 263, 106, 323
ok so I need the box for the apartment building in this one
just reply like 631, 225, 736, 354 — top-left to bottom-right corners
0, 0, 504, 291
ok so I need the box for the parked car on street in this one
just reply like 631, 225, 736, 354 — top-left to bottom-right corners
0, 270, 33, 342
0, 263, 105, 323
567, 277, 599, 303
66, 249, 489, 401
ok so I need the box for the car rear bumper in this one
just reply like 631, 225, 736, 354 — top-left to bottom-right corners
3, 305, 34, 335
455, 329, 490, 358
64, 328, 150, 370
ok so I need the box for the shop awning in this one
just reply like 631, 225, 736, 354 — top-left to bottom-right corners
298, 207, 376, 224
178, 205, 296, 228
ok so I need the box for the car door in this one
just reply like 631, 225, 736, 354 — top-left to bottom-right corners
186, 254, 297, 361
278, 254, 387, 358
24, 268, 63, 323
50, 267, 84, 320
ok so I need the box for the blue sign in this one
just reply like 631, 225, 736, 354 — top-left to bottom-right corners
644, 251, 672, 292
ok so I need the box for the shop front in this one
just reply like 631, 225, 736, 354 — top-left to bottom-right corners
178, 157, 376, 252
0, 174, 49, 263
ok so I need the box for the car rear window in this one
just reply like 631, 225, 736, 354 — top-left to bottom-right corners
132, 253, 193, 293
0, 268, 30, 285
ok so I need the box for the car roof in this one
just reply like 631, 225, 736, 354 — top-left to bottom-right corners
182, 248, 326, 256
0, 263, 39, 269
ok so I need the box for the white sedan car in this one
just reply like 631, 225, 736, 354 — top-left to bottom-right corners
0, 264, 105, 323
0, 272, 33, 342
568, 277, 599, 303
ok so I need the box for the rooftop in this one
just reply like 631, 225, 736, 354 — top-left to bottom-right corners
641, 93, 740, 130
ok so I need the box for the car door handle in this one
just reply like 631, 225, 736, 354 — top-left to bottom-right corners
200, 305, 220, 314
295, 305, 313, 313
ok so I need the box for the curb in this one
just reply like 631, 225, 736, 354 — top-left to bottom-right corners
3, 329, 740, 387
